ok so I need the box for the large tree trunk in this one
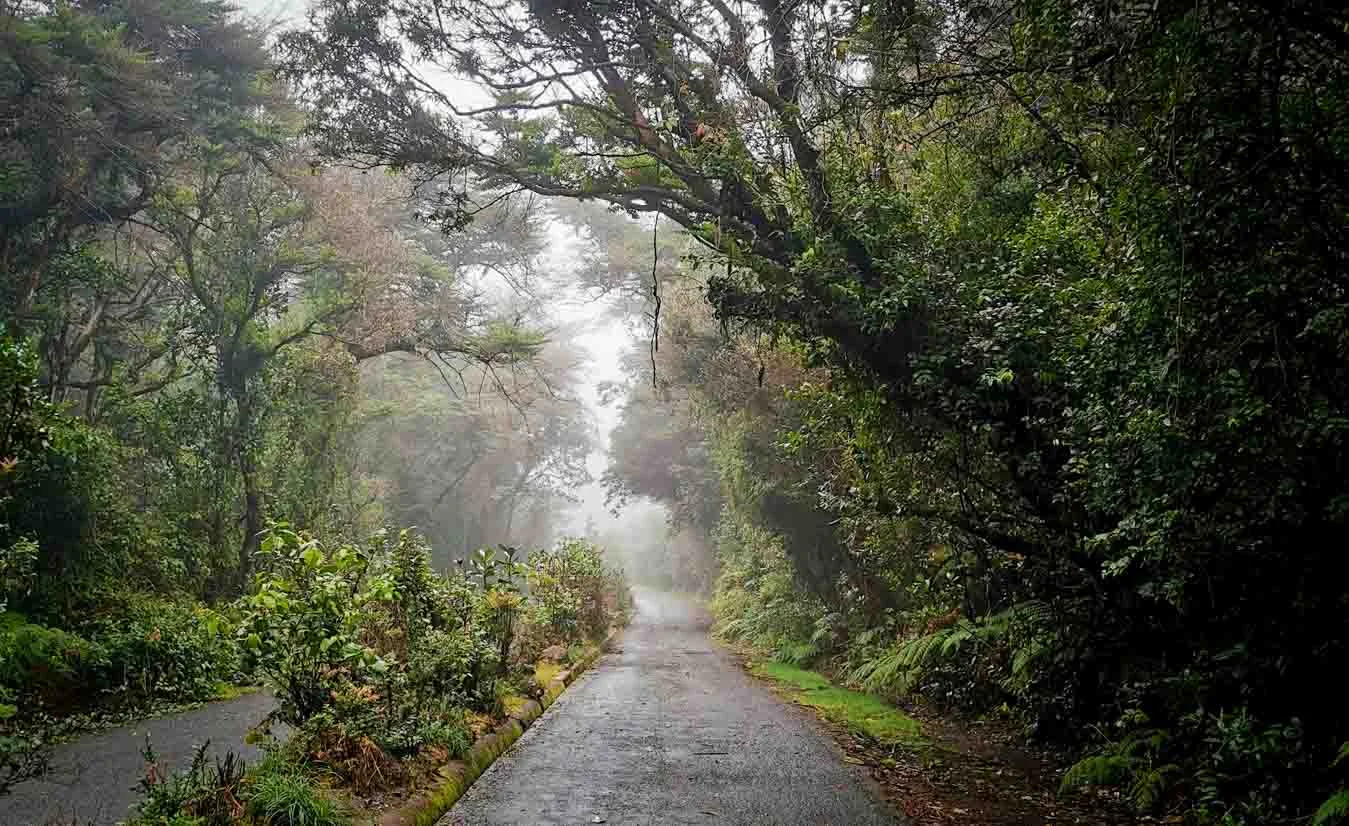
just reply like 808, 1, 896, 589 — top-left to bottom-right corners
224, 378, 265, 593
240, 449, 263, 582
236, 389, 263, 589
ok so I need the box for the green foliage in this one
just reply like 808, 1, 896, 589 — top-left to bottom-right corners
0, 329, 143, 615
1313, 745, 1349, 825
849, 601, 1054, 701
710, 514, 829, 665
1061, 718, 1178, 812
236, 527, 390, 724
229, 525, 624, 806
0, 595, 236, 725
244, 767, 349, 826
405, 627, 498, 710
466, 546, 524, 593
1316, 791, 1349, 826
1191, 711, 1308, 825
753, 662, 923, 747
130, 740, 248, 826
85, 599, 239, 705
126, 740, 349, 826
526, 538, 626, 641
0, 616, 99, 700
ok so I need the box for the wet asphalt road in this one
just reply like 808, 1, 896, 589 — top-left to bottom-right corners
443, 590, 900, 826
0, 690, 277, 826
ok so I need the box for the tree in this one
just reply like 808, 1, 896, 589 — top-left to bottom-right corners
2, 0, 272, 329
287, 0, 1349, 818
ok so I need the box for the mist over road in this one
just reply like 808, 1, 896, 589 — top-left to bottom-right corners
443, 590, 899, 826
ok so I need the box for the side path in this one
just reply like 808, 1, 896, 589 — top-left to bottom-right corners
444, 590, 901, 826
0, 690, 277, 826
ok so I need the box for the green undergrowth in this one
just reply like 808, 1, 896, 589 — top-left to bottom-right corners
533, 661, 564, 688
499, 694, 532, 718
752, 661, 925, 747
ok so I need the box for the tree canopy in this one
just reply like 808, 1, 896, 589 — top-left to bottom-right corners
287, 0, 1349, 819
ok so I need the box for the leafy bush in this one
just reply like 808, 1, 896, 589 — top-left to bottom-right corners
710, 517, 827, 664
0, 615, 100, 703
236, 527, 390, 724
85, 598, 238, 704
523, 539, 628, 645
406, 626, 497, 710
228, 526, 627, 807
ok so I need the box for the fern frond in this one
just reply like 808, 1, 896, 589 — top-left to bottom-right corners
1129, 764, 1178, 809
1061, 754, 1133, 792
1334, 741, 1349, 768
846, 647, 918, 695
941, 619, 976, 656
1314, 789, 1349, 826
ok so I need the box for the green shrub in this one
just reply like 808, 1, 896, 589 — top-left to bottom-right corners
710, 518, 825, 663
414, 715, 473, 758
245, 768, 349, 826
520, 539, 627, 656
406, 626, 497, 710
236, 527, 390, 724
85, 598, 237, 704
0, 615, 100, 701
523, 570, 581, 644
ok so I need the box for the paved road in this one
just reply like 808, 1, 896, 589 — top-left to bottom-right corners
444, 590, 900, 826
0, 690, 277, 826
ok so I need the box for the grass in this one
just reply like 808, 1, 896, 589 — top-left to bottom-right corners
246, 769, 350, 826
753, 661, 925, 747
213, 681, 263, 701
533, 661, 565, 687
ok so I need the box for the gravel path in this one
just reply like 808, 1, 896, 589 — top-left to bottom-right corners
442, 590, 901, 826
0, 690, 277, 826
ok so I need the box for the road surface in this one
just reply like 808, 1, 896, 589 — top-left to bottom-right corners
443, 590, 899, 826
0, 690, 276, 826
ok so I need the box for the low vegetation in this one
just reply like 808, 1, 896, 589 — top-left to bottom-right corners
122, 530, 629, 825
752, 662, 923, 749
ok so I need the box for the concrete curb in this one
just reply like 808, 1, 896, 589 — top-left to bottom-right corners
378, 626, 623, 826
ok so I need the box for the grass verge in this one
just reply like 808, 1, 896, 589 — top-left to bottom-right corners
751, 661, 925, 747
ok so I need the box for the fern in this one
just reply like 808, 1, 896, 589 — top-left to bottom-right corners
1129, 764, 1180, 809
776, 640, 818, 666
1061, 754, 1135, 791
846, 600, 1054, 697
1335, 741, 1349, 768
1314, 790, 1349, 826
1313, 742, 1349, 826
1062, 726, 1175, 811
845, 646, 919, 695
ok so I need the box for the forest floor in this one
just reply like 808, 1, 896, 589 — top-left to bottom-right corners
0, 690, 279, 826
742, 655, 1144, 825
